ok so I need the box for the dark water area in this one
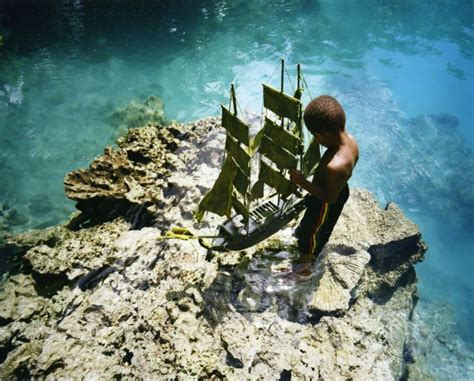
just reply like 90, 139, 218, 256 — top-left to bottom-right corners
0, 0, 473, 373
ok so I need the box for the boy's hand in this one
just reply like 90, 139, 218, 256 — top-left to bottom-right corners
289, 169, 306, 186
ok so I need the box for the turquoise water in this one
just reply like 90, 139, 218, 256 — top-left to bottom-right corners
1, 0, 473, 372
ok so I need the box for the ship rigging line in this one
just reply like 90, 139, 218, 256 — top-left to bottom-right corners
236, 98, 245, 120
299, 66, 313, 100
226, 84, 249, 125
284, 66, 296, 94
267, 61, 281, 86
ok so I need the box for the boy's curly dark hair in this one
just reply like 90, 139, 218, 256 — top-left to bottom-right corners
303, 95, 345, 134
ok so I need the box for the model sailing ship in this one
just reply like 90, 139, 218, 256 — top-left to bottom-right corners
195, 59, 321, 251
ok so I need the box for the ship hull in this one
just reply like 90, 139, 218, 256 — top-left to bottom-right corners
205, 197, 306, 251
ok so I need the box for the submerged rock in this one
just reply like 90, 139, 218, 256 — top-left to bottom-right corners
110, 95, 168, 135
0, 116, 429, 379
407, 301, 474, 380
0, 203, 28, 234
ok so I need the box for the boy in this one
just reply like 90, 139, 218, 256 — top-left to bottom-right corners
289, 95, 359, 269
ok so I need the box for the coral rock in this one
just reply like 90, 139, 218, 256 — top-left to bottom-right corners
309, 246, 371, 314
0, 116, 431, 380
64, 124, 180, 221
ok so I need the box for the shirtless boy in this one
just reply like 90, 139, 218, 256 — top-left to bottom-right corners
289, 95, 359, 267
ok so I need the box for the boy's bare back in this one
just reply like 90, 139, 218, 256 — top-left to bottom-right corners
311, 132, 358, 202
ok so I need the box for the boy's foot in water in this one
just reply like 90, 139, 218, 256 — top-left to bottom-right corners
292, 252, 314, 281
295, 268, 313, 282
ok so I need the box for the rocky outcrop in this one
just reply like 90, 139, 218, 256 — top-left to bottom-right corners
63, 122, 183, 225
0, 117, 427, 379
24, 218, 130, 281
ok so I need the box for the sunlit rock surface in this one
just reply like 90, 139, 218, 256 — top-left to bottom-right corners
309, 247, 371, 314
0, 117, 429, 379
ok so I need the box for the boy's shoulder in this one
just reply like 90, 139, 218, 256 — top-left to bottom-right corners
327, 146, 357, 177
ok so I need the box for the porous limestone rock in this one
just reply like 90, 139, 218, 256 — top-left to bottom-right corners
64, 122, 181, 222
0, 274, 46, 323
329, 190, 421, 251
0, 116, 428, 380
309, 246, 371, 314
24, 218, 130, 279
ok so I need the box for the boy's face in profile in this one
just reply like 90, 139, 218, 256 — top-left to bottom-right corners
313, 131, 324, 144
309, 127, 329, 148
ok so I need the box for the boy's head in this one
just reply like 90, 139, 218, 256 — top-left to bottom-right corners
303, 95, 346, 139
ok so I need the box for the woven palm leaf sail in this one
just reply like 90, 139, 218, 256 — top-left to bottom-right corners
195, 60, 321, 251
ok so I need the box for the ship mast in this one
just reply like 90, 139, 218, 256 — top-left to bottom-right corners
278, 58, 285, 207
231, 83, 237, 116
280, 58, 285, 130
296, 63, 303, 172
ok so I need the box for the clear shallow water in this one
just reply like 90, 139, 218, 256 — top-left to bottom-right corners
0, 0, 473, 373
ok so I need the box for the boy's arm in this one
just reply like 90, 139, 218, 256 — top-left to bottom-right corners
289, 168, 343, 204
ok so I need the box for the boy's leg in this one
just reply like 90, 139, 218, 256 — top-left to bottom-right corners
293, 197, 330, 280
295, 184, 350, 259
294, 195, 325, 256
311, 184, 350, 255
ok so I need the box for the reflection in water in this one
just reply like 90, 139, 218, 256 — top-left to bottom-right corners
232, 249, 314, 322
204, 246, 320, 326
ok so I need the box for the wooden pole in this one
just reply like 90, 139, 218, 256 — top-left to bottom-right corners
231, 83, 237, 116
